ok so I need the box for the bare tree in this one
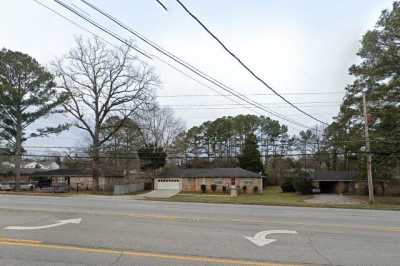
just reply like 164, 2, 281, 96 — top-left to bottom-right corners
138, 105, 185, 150
54, 37, 158, 190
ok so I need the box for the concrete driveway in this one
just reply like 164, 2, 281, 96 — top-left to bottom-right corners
142, 189, 180, 199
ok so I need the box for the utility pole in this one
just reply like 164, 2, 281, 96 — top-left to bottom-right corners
362, 92, 374, 204
315, 125, 321, 170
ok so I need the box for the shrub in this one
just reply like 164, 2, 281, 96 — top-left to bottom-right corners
200, 184, 207, 193
280, 177, 295, 192
222, 186, 227, 193
293, 176, 313, 195
211, 184, 217, 192
242, 186, 247, 193
262, 176, 272, 187
253, 186, 259, 193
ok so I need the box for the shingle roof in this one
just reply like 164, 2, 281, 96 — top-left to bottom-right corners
309, 171, 358, 181
30, 168, 124, 177
158, 167, 262, 178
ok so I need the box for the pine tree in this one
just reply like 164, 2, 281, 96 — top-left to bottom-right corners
239, 133, 263, 173
0, 49, 68, 187
329, 2, 400, 179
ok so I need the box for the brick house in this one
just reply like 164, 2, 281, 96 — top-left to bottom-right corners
155, 167, 263, 194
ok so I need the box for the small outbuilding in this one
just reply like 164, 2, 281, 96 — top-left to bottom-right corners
155, 167, 263, 194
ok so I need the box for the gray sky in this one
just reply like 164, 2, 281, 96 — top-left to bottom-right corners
0, 0, 394, 151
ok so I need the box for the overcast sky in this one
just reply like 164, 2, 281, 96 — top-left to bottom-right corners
0, 0, 394, 152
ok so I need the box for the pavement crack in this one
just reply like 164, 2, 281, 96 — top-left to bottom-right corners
305, 232, 334, 266
110, 251, 124, 266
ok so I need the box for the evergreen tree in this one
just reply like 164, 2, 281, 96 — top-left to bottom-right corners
138, 145, 167, 170
239, 133, 263, 173
328, 2, 400, 179
0, 49, 67, 186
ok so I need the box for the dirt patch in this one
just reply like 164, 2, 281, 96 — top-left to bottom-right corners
305, 194, 367, 205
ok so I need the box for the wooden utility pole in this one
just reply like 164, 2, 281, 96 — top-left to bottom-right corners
362, 92, 374, 204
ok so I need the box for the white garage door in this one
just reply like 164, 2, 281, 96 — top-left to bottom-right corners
157, 179, 180, 190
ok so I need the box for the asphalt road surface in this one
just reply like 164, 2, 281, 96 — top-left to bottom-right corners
0, 194, 399, 266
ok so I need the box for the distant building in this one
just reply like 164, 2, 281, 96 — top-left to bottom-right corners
23, 161, 60, 170
1, 160, 60, 170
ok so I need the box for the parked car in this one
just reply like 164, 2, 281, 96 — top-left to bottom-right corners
19, 183, 35, 191
0, 183, 14, 191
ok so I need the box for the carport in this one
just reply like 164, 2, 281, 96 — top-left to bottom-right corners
310, 171, 358, 194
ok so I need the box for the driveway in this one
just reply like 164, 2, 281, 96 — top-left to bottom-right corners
142, 189, 180, 199
305, 194, 367, 205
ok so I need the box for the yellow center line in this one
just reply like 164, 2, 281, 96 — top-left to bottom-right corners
0, 238, 42, 244
0, 240, 299, 266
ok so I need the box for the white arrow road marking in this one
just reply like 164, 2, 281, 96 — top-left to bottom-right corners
3, 218, 82, 230
245, 230, 298, 247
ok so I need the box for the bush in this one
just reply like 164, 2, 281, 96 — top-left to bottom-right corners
293, 176, 313, 195
242, 186, 247, 193
211, 184, 217, 192
280, 177, 295, 192
222, 186, 227, 193
262, 176, 272, 187
201, 184, 207, 193
253, 186, 259, 193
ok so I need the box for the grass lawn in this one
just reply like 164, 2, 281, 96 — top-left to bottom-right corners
163, 186, 400, 210
167, 186, 311, 206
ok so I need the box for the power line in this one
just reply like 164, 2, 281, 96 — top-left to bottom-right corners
156, 91, 344, 98
36, 0, 304, 131
155, 0, 168, 12
2, 136, 396, 152
32, 0, 257, 119
32, 0, 145, 62
75, 0, 318, 131
2, 151, 396, 160
46, 0, 152, 59
174, 0, 329, 126
164, 101, 341, 106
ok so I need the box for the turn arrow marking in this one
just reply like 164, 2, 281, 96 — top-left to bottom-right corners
245, 230, 298, 247
4, 218, 82, 230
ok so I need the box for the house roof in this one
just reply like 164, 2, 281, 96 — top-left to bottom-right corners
309, 171, 358, 181
0, 167, 46, 176
158, 167, 262, 178
30, 168, 124, 178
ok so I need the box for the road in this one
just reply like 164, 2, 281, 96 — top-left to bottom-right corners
0, 194, 399, 266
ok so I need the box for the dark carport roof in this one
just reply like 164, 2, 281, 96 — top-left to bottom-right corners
31, 168, 124, 177
158, 167, 262, 178
309, 171, 358, 181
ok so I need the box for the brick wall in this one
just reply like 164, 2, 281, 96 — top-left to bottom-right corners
182, 177, 262, 194
69, 176, 93, 191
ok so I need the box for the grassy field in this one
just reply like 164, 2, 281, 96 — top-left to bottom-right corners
163, 186, 400, 210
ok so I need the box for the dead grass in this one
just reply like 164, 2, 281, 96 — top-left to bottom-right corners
162, 186, 400, 210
